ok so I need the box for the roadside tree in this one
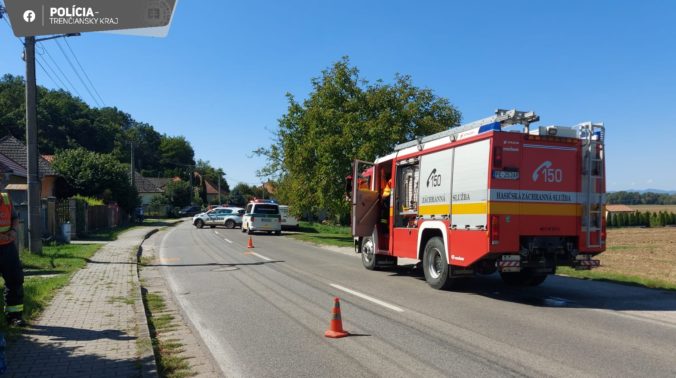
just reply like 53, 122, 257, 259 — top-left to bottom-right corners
255, 57, 461, 222
52, 148, 139, 212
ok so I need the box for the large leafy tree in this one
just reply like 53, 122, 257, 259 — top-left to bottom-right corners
159, 135, 195, 178
52, 148, 139, 212
0, 74, 197, 179
163, 180, 192, 207
255, 57, 461, 221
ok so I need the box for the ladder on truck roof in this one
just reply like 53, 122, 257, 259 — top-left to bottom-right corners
580, 122, 605, 249
394, 109, 540, 151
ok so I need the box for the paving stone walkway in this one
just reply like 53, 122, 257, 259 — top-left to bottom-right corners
6, 227, 159, 378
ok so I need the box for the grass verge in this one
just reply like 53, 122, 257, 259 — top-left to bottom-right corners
286, 221, 353, 248
557, 267, 676, 290
0, 243, 101, 333
142, 290, 193, 378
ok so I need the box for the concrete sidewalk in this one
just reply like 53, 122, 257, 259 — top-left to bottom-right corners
6, 227, 160, 377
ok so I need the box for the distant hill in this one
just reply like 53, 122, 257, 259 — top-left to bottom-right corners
637, 189, 676, 195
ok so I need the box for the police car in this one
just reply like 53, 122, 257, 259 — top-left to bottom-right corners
241, 200, 282, 235
193, 207, 245, 229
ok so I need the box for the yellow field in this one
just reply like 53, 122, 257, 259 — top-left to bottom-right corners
594, 227, 676, 285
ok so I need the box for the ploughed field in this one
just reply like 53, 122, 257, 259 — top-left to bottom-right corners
588, 227, 676, 286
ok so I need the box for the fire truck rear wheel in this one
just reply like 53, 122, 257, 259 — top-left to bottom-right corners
423, 236, 453, 290
499, 270, 548, 287
361, 237, 378, 270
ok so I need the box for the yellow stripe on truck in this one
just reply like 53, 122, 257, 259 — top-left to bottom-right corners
419, 204, 451, 215
418, 202, 580, 216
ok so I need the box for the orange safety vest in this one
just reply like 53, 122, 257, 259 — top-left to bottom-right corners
0, 193, 13, 244
382, 179, 392, 197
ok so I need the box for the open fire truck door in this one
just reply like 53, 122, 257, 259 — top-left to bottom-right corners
351, 160, 378, 237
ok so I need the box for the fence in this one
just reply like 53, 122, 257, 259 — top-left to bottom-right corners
15, 197, 130, 247
53, 199, 128, 239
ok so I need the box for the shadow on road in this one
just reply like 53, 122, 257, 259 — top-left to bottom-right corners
386, 265, 676, 312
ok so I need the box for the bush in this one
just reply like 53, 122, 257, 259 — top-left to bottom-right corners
71, 195, 104, 206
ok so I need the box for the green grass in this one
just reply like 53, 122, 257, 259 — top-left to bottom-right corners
286, 221, 353, 248
557, 267, 676, 290
0, 243, 101, 333
143, 291, 193, 378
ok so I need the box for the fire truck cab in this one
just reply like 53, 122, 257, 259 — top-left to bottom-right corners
350, 109, 605, 289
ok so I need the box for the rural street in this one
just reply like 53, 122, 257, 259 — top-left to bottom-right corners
150, 221, 676, 377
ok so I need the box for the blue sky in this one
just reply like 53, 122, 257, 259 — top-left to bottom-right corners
1, 0, 675, 190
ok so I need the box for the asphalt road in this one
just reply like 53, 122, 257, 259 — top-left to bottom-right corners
152, 221, 676, 377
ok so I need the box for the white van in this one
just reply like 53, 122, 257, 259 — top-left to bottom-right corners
241, 200, 282, 235
279, 205, 299, 230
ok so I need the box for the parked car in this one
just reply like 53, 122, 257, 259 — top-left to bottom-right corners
278, 205, 299, 230
241, 200, 281, 235
193, 207, 245, 229
178, 205, 202, 217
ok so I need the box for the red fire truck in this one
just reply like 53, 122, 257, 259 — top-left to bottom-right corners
350, 109, 605, 289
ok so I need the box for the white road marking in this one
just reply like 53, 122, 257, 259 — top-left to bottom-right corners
214, 230, 219, 234
223, 238, 233, 244
250, 252, 272, 261
330, 284, 404, 313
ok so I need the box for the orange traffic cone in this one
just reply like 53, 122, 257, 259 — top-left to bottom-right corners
247, 236, 254, 249
324, 297, 349, 338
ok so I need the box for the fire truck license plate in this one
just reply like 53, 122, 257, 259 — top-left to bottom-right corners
492, 170, 519, 180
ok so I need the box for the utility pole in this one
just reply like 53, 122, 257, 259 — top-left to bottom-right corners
21, 32, 79, 254
130, 142, 134, 186
217, 173, 221, 205
188, 167, 193, 205
24, 36, 42, 254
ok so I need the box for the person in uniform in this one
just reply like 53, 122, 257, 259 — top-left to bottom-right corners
0, 168, 24, 327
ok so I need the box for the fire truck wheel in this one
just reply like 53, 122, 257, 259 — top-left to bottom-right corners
361, 237, 378, 270
423, 236, 452, 290
499, 270, 548, 286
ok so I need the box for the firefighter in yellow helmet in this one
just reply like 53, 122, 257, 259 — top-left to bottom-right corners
0, 168, 24, 327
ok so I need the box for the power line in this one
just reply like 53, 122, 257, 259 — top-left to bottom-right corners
63, 38, 105, 106
1, 14, 66, 91
36, 53, 70, 91
34, 57, 58, 88
54, 38, 101, 107
40, 44, 83, 98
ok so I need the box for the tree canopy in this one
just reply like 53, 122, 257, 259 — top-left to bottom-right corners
255, 57, 461, 221
0, 74, 197, 179
52, 148, 138, 212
